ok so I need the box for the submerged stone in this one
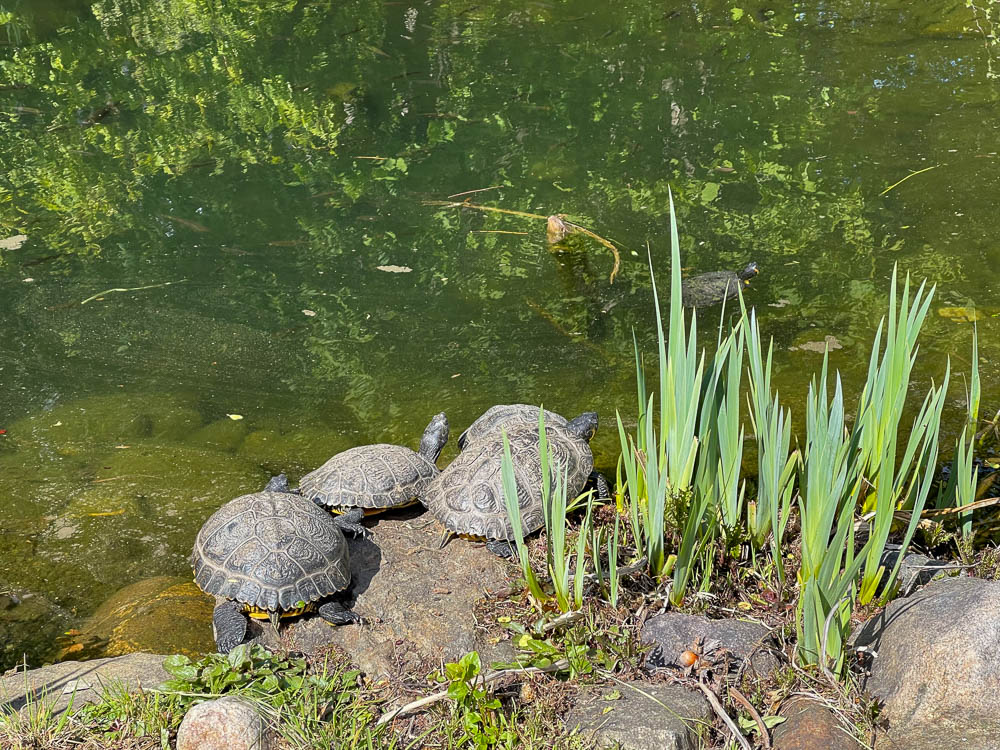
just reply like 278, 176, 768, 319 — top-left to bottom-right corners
59, 575, 215, 661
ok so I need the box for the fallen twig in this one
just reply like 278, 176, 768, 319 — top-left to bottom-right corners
729, 685, 770, 750
375, 659, 570, 726
697, 679, 752, 750
80, 279, 188, 305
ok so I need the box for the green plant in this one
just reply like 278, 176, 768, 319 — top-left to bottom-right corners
500, 411, 595, 613
743, 303, 797, 583
429, 652, 517, 750
938, 328, 980, 540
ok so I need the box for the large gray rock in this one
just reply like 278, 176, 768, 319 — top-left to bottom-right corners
176, 695, 272, 750
563, 682, 711, 750
854, 576, 1000, 728
875, 713, 1000, 750
250, 509, 513, 678
0, 653, 169, 715
641, 612, 780, 678
773, 698, 861, 750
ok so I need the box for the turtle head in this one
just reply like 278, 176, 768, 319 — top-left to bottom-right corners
739, 262, 759, 283
566, 412, 599, 442
264, 474, 290, 493
419, 412, 450, 463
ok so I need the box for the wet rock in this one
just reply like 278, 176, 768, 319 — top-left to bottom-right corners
854, 576, 1000, 728
641, 612, 780, 678
563, 682, 711, 750
250, 509, 513, 678
773, 698, 861, 750
0, 653, 169, 715
176, 695, 273, 750
60, 575, 215, 661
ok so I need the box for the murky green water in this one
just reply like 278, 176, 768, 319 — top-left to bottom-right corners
1, 0, 998, 668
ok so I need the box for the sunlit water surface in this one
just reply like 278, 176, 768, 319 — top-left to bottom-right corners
1, 0, 998, 667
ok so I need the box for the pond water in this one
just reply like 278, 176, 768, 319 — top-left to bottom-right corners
1, 0, 998, 669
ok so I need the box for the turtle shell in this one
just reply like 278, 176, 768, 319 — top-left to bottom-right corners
458, 404, 569, 450
681, 271, 744, 308
299, 444, 438, 510
423, 423, 594, 541
191, 491, 350, 613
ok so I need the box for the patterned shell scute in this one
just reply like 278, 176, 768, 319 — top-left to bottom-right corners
424, 424, 593, 541
192, 491, 351, 612
458, 405, 569, 450
299, 444, 438, 509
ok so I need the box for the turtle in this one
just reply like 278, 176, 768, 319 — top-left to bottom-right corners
191, 475, 366, 653
422, 412, 610, 556
298, 412, 449, 515
457, 404, 569, 451
680, 262, 759, 308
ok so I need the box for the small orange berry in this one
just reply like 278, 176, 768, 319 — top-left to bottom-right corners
679, 650, 698, 667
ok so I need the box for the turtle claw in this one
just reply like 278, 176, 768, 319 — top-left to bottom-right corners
318, 600, 364, 626
333, 508, 369, 538
213, 600, 248, 654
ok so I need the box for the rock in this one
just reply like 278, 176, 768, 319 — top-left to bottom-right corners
854, 576, 1000, 728
176, 695, 273, 750
250, 508, 513, 678
641, 612, 780, 678
878, 545, 953, 596
773, 698, 861, 750
563, 682, 711, 750
59, 575, 215, 661
0, 653, 169, 715
875, 713, 1000, 750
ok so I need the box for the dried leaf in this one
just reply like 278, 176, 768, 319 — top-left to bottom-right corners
376, 265, 413, 273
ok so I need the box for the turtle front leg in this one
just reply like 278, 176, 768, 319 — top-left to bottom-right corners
589, 471, 611, 500
317, 599, 364, 626
213, 600, 249, 654
332, 507, 370, 538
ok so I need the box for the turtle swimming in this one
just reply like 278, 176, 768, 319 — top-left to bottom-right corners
681, 262, 759, 308
422, 412, 609, 556
191, 475, 365, 653
299, 412, 449, 515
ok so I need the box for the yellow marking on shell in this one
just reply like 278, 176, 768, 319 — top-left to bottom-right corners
459, 532, 489, 542
330, 497, 420, 516
243, 603, 315, 620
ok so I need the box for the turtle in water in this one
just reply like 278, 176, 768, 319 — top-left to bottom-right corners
298, 412, 449, 515
458, 405, 568, 451
681, 262, 759, 308
191, 475, 366, 653
422, 412, 609, 556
